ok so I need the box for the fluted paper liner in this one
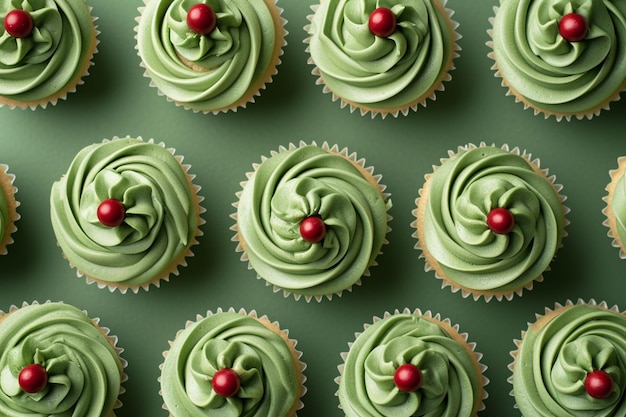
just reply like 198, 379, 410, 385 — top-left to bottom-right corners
0, 164, 20, 255
602, 156, 626, 259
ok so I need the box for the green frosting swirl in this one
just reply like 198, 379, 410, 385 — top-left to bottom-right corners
136, 0, 280, 112
421, 146, 565, 294
338, 313, 481, 416
0, 303, 122, 417
49, 137, 199, 288
160, 312, 300, 417
513, 304, 626, 416
0, 0, 95, 103
610, 170, 626, 247
491, 0, 626, 115
307, 0, 454, 109
236, 145, 390, 298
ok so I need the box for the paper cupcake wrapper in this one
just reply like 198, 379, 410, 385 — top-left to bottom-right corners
412, 142, 570, 302
135, 0, 287, 115
602, 156, 626, 259
159, 307, 307, 417
231, 141, 392, 302
304, 0, 461, 119
336, 308, 489, 415
0, 164, 20, 255
486, 6, 625, 122
58, 136, 205, 294
0, 300, 128, 416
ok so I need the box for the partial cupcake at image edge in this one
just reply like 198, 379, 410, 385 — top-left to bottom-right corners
0, 301, 127, 416
509, 299, 626, 415
159, 307, 306, 417
231, 141, 392, 302
304, 0, 461, 118
0, 163, 19, 255
0, 0, 99, 109
603, 156, 626, 258
487, 0, 626, 121
412, 143, 569, 301
135, 0, 287, 114
337, 308, 488, 416
49, 136, 205, 293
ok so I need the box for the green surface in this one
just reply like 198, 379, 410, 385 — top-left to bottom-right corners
1, 1, 625, 415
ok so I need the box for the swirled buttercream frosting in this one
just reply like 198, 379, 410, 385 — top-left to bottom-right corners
0, 302, 124, 417
338, 311, 484, 417
0, 164, 18, 255
512, 302, 626, 416
416, 145, 566, 300
50, 137, 202, 292
604, 157, 626, 258
489, 0, 626, 120
306, 0, 458, 117
136, 0, 285, 113
235, 144, 391, 301
0, 0, 97, 108
160, 311, 302, 417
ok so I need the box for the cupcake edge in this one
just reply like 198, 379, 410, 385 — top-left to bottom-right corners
602, 156, 626, 259
0, 164, 20, 255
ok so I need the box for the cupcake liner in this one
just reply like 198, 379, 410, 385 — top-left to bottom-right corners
336, 308, 489, 415
602, 157, 626, 259
231, 141, 392, 302
159, 307, 307, 417
412, 142, 569, 302
0, 164, 20, 255
135, 0, 287, 114
304, 0, 461, 119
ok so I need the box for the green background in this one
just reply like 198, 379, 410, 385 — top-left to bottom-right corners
1, 0, 626, 415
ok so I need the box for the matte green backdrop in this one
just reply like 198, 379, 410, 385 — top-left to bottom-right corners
1, 1, 625, 416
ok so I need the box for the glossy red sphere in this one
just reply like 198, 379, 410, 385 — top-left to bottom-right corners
559, 13, 588, 42
4, 9, 34, 38
97, 198, 126, 227
394, 363, 422, 392
300, 216, 326, 243
186, 3, 217, 35
585, 370, 613, 399
368, 7, 396, 38
18, 364, 48, 393
212, 368, 240, 397
487, 207, 515, 234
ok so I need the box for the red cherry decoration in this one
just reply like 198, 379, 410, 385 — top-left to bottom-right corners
97, 198, 126, 227
4, 9, 34, 38
394, 363, 422, 392
186, 3, 217, 35
300, 216, 326, 243
487, 207, 515, 235
18, 364, 48, 394
212, 368, 240, 397
368, 7, 396, 38
585, 369, 613, 399
559, 13, 588, 42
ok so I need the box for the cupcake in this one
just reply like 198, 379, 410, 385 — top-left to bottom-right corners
603, 156, 626, 258
305, 0, 460, 118
488, 0, 626, 121
50, 136, 205, 293
159, 308, 306, 417
510, 299, 626, 415
0, 164, 19, 255
337, 309, 488, 416
232, 142, 392, 302
0, 301, 126, 416
135, 0, 287, 114
0, 0, 98, 109
412, 143, 568, 301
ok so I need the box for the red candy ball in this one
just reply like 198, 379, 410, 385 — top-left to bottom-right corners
4, 9, 34, 38
559, 13, 588, 42
487, 207, 515, 235
300, 216, 326, 243
212, 368, 240, 397
394, 363, 422, 393
18, 364, 48, 394
585, 370, 613, 399
97, 198, 126, 227
368, 7, 396, 38
186, 3, 217, 35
